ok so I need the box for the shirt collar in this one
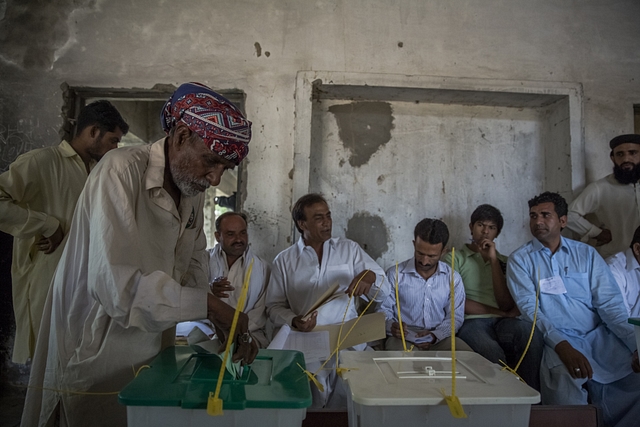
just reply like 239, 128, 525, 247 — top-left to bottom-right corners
403, 257, 448, 278
531, 236, 570, 254
295, 236, 336, 254
59, 140, 79, 158
145, 138, 167, 191
624, 248, 640, 272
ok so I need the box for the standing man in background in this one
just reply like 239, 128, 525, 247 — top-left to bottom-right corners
209, 211, 270, 348
0, 101, 128, 363
567, 134, 640, 258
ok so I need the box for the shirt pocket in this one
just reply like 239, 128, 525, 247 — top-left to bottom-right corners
324, 264, 353, 290
563, 272, 591, 305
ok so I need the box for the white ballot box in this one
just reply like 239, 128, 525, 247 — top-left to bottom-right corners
340, 351, 540, 427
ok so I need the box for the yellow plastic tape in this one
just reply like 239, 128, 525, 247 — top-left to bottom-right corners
443, 248, 466, 418
394, 262, 408, 352
501, 268, 541, 380
208, 259, 254, 416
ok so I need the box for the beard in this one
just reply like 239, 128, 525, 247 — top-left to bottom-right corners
613, 163, 640, 185
170, 158, 210, 197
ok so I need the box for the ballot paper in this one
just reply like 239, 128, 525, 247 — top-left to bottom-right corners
268, 324, 331, 366
187, 327, 243, 379
404, 328, 435, 344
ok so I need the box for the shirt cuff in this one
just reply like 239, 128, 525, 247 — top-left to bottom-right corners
545, 329, 567, 349
180, 286, 208, 322
42, 215, 60, 238
586, 224, 603, 239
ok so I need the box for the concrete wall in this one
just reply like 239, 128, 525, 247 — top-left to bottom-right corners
1, 0, 639, 375
2, 0, 639, 261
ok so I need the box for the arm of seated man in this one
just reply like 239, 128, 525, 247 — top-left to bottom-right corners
555, 340, 593, 379
346, 270, 376, 296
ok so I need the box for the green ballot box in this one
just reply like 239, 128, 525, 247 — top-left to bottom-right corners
119, 346, 312, 427
629, 318, 640, 351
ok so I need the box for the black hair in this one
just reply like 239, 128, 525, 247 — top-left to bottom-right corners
527, 191, 568, 218
215, 211, 248, 232
292, 193, 327, 233
76, 100, 129, 136
470, 204, 504, 236
630, 225, 640, 249
414, 218, 449, 247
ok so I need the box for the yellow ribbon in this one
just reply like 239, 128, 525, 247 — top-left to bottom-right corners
207, 259, 254, 416
442, 247, 467, 418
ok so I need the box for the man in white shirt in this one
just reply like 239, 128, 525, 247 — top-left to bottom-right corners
567, 134, 640, 258
0, 101, 128, 363
22, 83, 257, 427
378, 218, 472, 351
607, 225, 640, 318
209, 211, 269, 348
265, 193, 388, 408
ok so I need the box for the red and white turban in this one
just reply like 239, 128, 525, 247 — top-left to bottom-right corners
161, 82, 251, 165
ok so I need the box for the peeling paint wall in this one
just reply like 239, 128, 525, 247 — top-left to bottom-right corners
1, 0, 639, 384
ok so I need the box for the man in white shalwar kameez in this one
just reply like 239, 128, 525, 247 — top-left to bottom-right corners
265, 193, 389, 408
208, 211, 270, 347
22, 83, 257, 427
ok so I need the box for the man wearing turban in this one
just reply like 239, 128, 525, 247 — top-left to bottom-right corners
22, 83, 255, 427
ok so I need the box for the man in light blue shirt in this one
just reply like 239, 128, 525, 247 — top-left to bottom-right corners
378, 218, 472, 351
507, 191, 640, 427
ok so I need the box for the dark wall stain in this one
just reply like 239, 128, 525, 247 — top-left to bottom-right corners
0, 0, 95, 69
254, 42, 262, 57
328, 102, 394, 168
346, 212, 389, 261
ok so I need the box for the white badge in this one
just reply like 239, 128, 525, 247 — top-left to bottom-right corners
539, 275, 567, 295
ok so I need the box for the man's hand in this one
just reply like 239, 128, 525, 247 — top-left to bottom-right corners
632, 351, 640, 373
477, 238, 497, 261
555, 340, 593, 379
414, 331, 437, 350
390, 321, 407, 339
210, 277, 234, 298
292, 312, 317, 332
595, 229, 612, 246
36, 225, 64, 254
206, 293, 258, 365
346, 270, 376, 297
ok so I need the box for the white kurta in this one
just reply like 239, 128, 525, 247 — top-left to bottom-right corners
0, 141, 91, 363
265, 236, 388, 408
208, 244, 270, 347
567, 174, 640, 258
22, 139, 209, 427
606, 249, 640, 318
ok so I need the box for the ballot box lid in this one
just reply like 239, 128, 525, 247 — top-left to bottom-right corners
119, 346, 312, 410
340, 350, 540, 406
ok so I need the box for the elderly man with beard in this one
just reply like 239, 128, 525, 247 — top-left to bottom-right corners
208, 212, 270, 348
567, 134, 640, 258
22, 83, 257, 427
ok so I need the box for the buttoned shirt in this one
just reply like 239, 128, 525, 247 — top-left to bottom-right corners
23, 139, 209, 427
378, 259, 466, 342
442, 244, 508, 319
606, 248, 640, 318
567, 174, 640, 258
208, 244, 269, 346
265, 237, 388, 329
0, 140, 93, 363
507, 237, 636, 384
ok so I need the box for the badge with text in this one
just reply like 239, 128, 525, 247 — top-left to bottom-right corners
539, 275, 567, 295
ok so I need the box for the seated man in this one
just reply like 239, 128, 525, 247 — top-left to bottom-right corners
606, 225, 640, 318
378, 218, 472, 352
209, 212, 270, 348
265, 193, 389, 408
443, 204, 542, 390
507, 192, 640, 427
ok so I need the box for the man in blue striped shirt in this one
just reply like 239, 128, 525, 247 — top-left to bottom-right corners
378, 218, 472, 351
507, 192, 640, 427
